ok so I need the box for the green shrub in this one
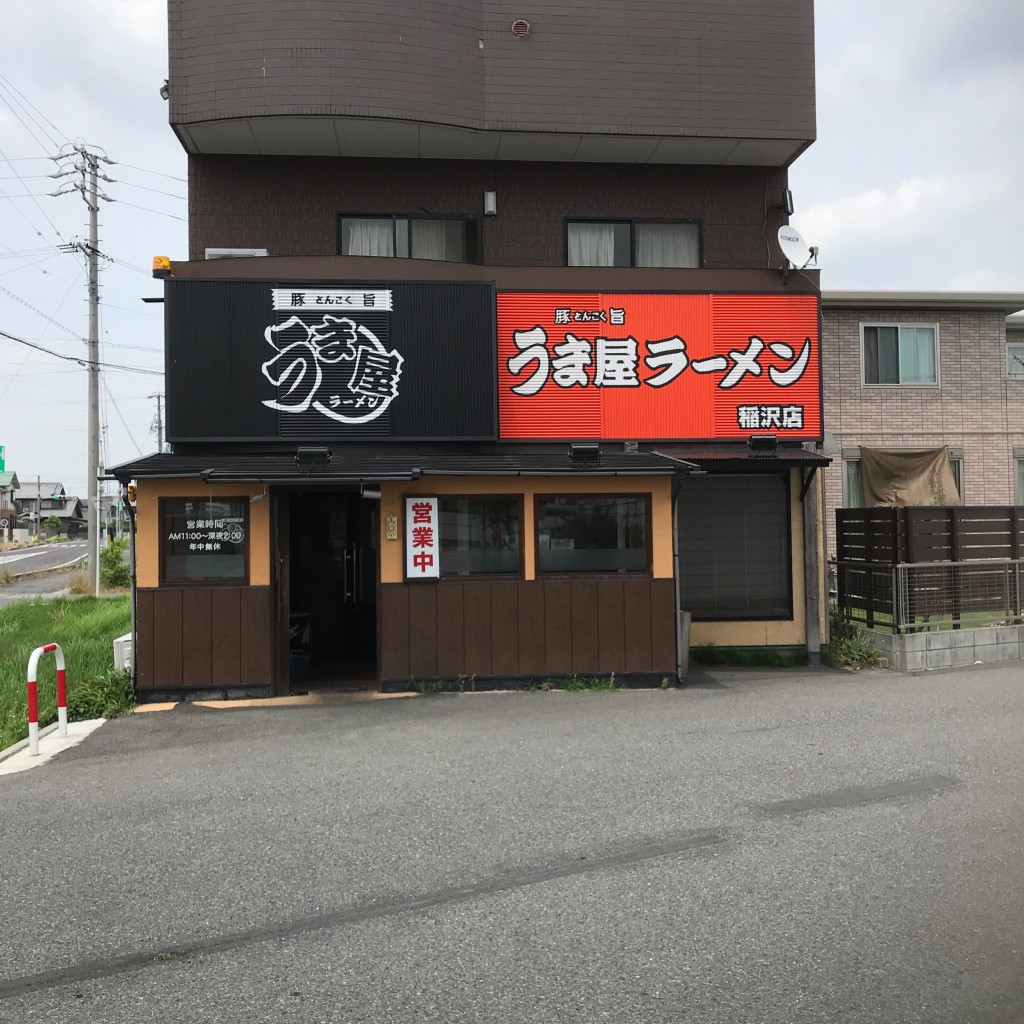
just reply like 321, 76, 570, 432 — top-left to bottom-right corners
99, 538, 131, 589
823, 604, 882, 670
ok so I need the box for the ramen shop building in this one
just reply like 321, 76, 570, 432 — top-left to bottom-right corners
113, 0, 827, 699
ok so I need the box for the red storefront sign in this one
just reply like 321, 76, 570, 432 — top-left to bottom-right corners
497, 293, 821, 441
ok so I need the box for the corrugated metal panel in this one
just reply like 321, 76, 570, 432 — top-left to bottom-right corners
165, 278, 497, 442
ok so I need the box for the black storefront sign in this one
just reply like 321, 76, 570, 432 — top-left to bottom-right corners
165, 280, 496, 442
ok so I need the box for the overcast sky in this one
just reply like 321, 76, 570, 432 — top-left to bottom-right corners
2, 1, 1022, 499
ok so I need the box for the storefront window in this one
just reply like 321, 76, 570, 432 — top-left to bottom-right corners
161, 498, 248, 584
536, 495, 649, 574
439, 497, 521, 575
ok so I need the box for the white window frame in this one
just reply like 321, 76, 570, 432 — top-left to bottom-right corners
842, 446, 963, 507
1007, 341, 1024, 380
860, 322, 940, 388
1014, 447, 1024, 504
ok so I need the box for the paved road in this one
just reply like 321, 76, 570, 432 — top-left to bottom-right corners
0, 541, 86, 576
1, 665, 1023, 1022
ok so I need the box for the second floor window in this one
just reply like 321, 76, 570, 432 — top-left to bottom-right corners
566, 220, 700, 268
339, 215, 477, 263
862, 324, 938, 385
1007, 341, 1024, 379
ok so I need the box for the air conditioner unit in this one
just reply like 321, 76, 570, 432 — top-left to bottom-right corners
204, 248, 269, 259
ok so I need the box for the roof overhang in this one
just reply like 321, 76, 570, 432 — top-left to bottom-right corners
175, 115, 810, 167
822, 290, 1024, 316
110, 447, 686, 483
656, 445, 830, 474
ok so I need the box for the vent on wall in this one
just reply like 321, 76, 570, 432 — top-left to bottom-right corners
204, 248, 269, 259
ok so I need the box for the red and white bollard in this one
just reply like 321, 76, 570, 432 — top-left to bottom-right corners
27, 643, 67, 757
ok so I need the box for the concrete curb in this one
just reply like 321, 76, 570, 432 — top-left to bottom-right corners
11, 553, 87, 581
0, 721, 58, 764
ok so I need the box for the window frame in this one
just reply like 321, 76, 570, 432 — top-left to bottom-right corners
1007, 340, 1024, 380
159, 496, 250, 587
435, 493, 526, 580
564, 218, 703, 269
336, 213, 482, 264
534, 492, 653, 578
860, 322, 940, 387
677, 472, 793, 622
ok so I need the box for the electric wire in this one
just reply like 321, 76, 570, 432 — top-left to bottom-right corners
0, 328, 163, 375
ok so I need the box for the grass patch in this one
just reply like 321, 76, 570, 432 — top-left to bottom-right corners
690, 644, 808, 668
0, 596, 133, 752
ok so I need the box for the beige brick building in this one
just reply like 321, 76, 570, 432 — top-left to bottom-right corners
821, 293, 1024, 557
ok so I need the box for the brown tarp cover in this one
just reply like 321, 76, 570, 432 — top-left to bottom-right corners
860, 447, 961, 506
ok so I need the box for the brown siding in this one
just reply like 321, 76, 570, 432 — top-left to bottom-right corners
187, 155, 792, 269
379, 578, 676, 683
136, 587, 272, 692
170, 1, 814, 142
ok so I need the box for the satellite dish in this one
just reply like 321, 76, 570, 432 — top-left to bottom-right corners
778, 224, 810, 268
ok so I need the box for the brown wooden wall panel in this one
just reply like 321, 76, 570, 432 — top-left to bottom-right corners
597, 581, 626, 674
516, 583, 546, 676
136, 590, 155, 690
380, 578, 677, 682
622, 582, 653, 672
650, 579, 677, 672
407, 585, 438, 678
489, 584, 519, 676
182, 589, 213, 687
569, 582, 600, 674
152, 590, 184, 688
240, 588, 273, 683
211, 589, 241, 685
543, 581, 573, 675
435, 584, 465, 678
463, 583, 493, 677
379, 585, 409, 679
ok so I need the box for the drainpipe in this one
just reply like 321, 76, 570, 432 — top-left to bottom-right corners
802, 467, 822, 666
672, 475, 690, 682
125, 493, 138, 697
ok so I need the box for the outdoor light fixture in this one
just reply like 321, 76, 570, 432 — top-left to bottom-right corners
360, 485, 382, 500
295, 447, 333, 469
778, 188, 794, 216
483, 190, 497, 216
568, 443, 602, 465
747, 434, 778, 455
159, 80, 170, 101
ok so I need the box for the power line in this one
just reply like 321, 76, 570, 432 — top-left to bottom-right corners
115, 178, 187, 201
0, 327, 163, 375
0, 280, 86, 343
108, 199, 187, 222
110, 161, 186, 183
102, 377, 144, 457
0, 74, 68, 148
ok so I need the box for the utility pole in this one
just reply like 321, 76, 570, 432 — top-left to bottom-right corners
51, 142, 110, 596
85, 147, 101, 596
149, 393, 164, 453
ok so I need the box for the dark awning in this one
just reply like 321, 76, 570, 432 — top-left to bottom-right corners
110, 445, 682, 483
655, 444, 830, 473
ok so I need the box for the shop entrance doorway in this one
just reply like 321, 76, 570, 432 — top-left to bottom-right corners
284, 490, 378, 691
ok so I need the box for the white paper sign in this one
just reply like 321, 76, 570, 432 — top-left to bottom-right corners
405, 497, 440, 579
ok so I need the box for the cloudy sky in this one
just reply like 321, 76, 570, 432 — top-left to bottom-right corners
2, 0, 1022, 499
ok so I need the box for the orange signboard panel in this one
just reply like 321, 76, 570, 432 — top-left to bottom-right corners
497, 292, 821, 441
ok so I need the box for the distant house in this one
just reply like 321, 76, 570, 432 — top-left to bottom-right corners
13, 482, 87, 536
821, 292, 1024, 557
0, 471, 20, 538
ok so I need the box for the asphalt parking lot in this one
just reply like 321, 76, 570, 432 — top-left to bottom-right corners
2, 664, 1023, 1022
